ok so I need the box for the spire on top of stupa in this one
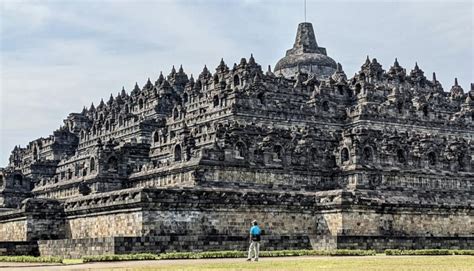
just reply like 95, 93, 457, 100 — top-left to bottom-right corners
287, 22, 326, 56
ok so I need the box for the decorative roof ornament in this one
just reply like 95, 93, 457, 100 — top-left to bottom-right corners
394, 58, 400, 67
430, 72, 443, 92
359, 57, 384, 80
98, 98, 105, 109
170, 65, 176, 77
388, 58, 405, 80
199, 65, 212, 80
216, 58, 229, 73
254, 71, 262, 83
249, 54, 256, 66
266, 65, 274, 77
121, 86, 127, 97
115, 93, 123, 104
414, 62, 420, 71
107, 94, 114, 106
359, 55, 371, 74
144, 78, 153, 90
160, 79, 172, 92
131, 82, 140, 95
331, 62, 347, 82
156, 72, 164, 86
370, 58, 384, 79
450, 77, 464, 100
409, 62, 426, 83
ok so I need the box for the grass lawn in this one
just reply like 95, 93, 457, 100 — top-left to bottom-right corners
78, 256, 473, 271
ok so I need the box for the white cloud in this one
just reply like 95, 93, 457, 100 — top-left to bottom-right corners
1, 1, 52, 32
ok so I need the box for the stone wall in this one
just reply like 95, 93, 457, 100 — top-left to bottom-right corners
196, 166, 337, 191
130, 166, 197, 189
336, 236, 474, 251
383, 211, 471, 237
141, 209, 316, 237
0, 241, 38, 256
38, 237, 115, 258
312, 211, 342, 249
27, 216, 66, 241
338, 208, 472, 237
2, 186, 473, 256
59, 187, 473, 250
67, 211, 143, 239
38, 235, 312, 258
311, 208, 473, 251
62, 188, 321, 241
0, 218, 27, 241
346, 171, 472, 191
0, 198, 65, 242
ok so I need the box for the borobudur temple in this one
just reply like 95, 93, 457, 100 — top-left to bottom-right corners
0, 22, 473, 258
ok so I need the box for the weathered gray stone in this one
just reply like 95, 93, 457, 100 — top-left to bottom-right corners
0, 21, 472, 257
274, 22, 337, 79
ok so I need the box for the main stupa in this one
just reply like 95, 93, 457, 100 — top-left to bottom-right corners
274, 22, 337, 79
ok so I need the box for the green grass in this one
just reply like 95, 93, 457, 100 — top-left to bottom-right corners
82, 253, 159, 263
452, 250, 474, 255
0, 255, 63, 263
85, 256, 474, 271
80, 249, 376, 262
0, 249, 472, 267
385, 249, 474, 256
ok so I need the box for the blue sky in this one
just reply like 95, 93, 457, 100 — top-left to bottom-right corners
0, 0, 473, 166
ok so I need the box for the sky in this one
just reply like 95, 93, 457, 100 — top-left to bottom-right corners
0, 0, 473, 166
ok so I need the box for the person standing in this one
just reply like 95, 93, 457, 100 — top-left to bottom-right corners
247, 220, 261, 261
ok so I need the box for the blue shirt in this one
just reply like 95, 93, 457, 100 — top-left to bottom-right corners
250, 225, 261, 236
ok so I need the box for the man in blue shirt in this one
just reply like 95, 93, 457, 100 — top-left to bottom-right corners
247, 220, 261, 261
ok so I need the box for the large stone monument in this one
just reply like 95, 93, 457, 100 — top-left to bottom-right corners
0, 22, 472, 258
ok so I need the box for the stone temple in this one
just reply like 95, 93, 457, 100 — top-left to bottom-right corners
0, 22, 473, 258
